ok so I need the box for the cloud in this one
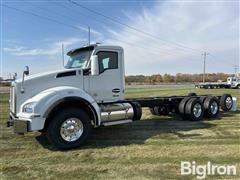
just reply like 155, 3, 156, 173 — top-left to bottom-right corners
106, 1, 239, 74
3, 26, 103, 57
4, 46, 58, 56
3, 47, 25, 53
3, 37, 86, 57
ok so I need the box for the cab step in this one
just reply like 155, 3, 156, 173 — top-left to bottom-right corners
101, 119, 132, 126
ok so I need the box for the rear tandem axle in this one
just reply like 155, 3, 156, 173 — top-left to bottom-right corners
128, 93, 234, 121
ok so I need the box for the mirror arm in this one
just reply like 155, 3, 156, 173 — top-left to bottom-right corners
21, 66, 29, 93
21, 72, 25, 93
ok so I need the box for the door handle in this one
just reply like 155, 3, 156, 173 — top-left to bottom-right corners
112, 88, 120, 93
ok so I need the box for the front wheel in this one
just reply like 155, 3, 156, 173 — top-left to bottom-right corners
47, 108, 92, 150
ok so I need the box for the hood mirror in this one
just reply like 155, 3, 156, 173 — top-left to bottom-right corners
13, 73, 17, 80
24, 66, 29, 76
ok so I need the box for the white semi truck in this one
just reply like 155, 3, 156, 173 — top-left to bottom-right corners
7, 44, 237, 150
195, 76, 240, 89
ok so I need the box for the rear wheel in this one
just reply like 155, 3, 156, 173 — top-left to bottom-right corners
220, 94, 233, 111
203, 96, 219, 118
47, 108, 92, 150
199, 96, 207, 103
185, 98, 204, 121
179, 97, 191, 119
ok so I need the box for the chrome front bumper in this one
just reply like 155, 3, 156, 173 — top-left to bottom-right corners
7, 112, 29, 134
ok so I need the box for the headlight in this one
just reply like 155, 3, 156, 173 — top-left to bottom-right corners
22, 102, 37, 113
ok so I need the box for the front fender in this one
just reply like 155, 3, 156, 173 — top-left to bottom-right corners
18, 86, 100, 130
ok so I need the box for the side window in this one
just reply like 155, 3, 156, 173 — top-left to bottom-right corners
97, 51, 118, 73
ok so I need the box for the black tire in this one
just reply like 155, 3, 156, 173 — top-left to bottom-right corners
179, 97, 191, 119
203, 96, 220, 118
185, 98, 204, 121
220, 94, 233, 111
199, 96, 207, 103
47, 108, 92, 150
130, 102, 142, 121
188, 92, 197, 96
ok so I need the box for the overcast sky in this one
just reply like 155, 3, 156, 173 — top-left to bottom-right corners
1, 0, 239, 78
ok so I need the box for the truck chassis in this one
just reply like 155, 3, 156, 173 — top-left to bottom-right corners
97, 93, 233, 126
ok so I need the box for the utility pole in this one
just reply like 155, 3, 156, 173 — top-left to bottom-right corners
62, 44, 65, 67
234, 65, 239, 76
202, 52, 209, 83
88, 26, 91, 46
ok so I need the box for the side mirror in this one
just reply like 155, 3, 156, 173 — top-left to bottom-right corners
13, 73, 17, 80
91, 55, 99, 76
24, 66, 29, 76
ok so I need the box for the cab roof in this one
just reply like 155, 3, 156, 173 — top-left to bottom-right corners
67, 43, 123, 56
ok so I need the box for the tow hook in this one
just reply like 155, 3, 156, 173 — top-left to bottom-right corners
7, 121, 13, 127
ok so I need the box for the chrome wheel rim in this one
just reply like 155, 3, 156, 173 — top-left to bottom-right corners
193, 103, 202, 118
60, 118, 83, 142
210, 101, 218, 114
225, 97, 232, 109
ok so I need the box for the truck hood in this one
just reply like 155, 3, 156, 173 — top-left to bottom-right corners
15, 68, 78, 83
13, 68, 84, 114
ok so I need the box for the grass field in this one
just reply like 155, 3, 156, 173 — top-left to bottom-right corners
0, 86, 239, 179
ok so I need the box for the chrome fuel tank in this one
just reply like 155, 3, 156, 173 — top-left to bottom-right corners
100, 103, 134, 122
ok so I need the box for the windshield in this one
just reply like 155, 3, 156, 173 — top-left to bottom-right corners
65, 50, 92, 69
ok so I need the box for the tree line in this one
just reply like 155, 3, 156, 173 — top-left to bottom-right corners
0, 73, 234, 86
125, 73, 233, 84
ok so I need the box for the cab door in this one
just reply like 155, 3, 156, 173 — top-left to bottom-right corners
88, 50, 123, 102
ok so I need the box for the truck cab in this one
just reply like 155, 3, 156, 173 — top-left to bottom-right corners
66, 44, 125, 102
227, 76, 240, 88
231, 77, 240, 88
9, 44, 126, 119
